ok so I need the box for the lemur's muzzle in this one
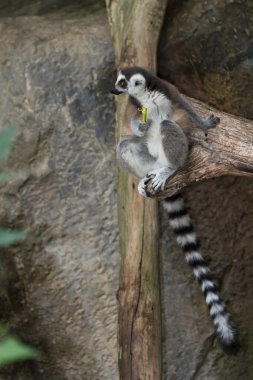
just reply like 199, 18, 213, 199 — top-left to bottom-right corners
110, 88, 124, 95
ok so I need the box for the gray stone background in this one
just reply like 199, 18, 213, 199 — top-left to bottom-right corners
0, 1, 252, 379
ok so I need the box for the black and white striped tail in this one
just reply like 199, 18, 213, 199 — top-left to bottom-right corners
163, 194, 240, 354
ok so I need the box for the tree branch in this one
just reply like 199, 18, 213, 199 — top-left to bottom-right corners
106, 0, 168, 379
147, 96, 253, 198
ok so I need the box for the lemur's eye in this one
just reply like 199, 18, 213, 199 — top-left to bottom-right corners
135, 81, 141, 86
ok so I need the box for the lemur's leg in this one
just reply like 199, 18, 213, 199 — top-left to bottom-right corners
145, 120, 189, 192
116, 135, 157, 180
179, 95, 220, 136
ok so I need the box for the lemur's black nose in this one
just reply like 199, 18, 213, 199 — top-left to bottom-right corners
110, 88, 123, 95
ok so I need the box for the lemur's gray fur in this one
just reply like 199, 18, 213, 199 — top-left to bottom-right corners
111, 66, 239, 354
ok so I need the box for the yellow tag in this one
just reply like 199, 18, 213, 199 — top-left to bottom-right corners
138, 107, 147, 123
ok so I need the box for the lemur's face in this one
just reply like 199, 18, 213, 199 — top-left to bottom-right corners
111, 71, 146, 98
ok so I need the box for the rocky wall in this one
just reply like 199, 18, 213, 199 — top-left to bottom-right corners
0, 9, 119, 380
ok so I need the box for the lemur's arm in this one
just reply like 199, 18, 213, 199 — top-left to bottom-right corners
178, 94, 220, 136
126, 102, 152, 137
164, 80, 220, 135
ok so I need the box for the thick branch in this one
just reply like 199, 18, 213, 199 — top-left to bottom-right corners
147, 96, 253, 198
106, 1, 168, 379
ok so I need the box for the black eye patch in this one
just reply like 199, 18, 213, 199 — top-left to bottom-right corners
135, 81, 141, 86
118, 79, 127, 88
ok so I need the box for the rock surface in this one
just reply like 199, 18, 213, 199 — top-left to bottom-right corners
0, 10, 119, 380
158, 0, 253, 119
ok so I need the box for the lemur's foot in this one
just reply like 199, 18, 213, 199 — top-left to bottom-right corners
146, 167, 175, 192
202, 114, 220, 136
138, 167, 175, 196
138, 177, 150, 197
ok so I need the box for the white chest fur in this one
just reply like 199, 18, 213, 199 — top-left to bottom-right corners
139, 90, 171, 122
139, 91, 171, 165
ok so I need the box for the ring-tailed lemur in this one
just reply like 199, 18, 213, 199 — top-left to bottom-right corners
111, 66, 239, 354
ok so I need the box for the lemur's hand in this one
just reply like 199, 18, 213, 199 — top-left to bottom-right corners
130, 117, 151, 136
201, 114, 220, 136
138, 119, 152, 132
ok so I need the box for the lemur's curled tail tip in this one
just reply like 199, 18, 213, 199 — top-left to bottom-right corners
162, 194, 240, 354
219, 333, 240, 355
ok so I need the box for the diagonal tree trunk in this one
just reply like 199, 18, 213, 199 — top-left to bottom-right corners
106, 0, 168, 378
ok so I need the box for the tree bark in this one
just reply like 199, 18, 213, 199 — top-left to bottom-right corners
106, 0, 168, 378
146, 97, 253, 198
